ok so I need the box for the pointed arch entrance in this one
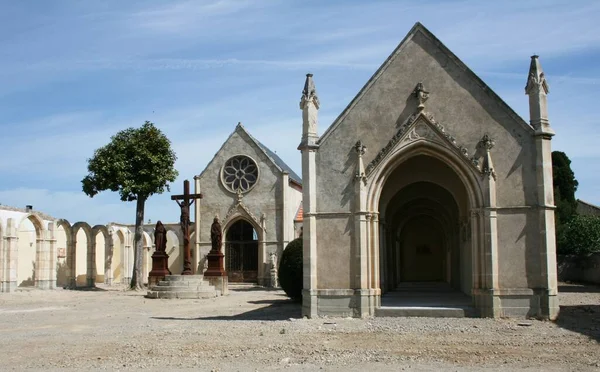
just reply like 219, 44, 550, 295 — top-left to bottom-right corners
371, 147, 484, 308
225, 219, 259, 283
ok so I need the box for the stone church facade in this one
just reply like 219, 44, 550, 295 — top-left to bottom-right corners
299, 23, 558, 319
193, 123, 302, 286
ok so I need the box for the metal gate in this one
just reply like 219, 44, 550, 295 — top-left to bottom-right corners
225, 241, 258, 282
225, 220, 258, 283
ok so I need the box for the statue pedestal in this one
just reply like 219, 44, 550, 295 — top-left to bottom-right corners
204, 250, 228, 295
148, 251, 171, 287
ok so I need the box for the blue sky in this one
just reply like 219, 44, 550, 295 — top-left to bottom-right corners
1, 0, 599, 225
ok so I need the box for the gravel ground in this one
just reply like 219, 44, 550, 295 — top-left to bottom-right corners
0, 282, 598, 371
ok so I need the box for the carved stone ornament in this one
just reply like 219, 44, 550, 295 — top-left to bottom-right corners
354, 140, 367, 183
224, 199, 264, 233
221, 155, 259, 194
300, 73, 320, 109
525, 55, 549, 95
412, 82, 429, 110
354, 140, 367, 156
365, 111, 478, 176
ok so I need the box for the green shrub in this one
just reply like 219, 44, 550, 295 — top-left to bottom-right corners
278, 238, 303, 301
557, 215, 600, 255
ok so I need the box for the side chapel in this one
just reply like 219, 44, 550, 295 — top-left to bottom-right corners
299, 23, 558, 319
193, 124, 302, 286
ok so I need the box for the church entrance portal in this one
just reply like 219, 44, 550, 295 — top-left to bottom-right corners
225, 220, 258, 283
379, 155, 473, 304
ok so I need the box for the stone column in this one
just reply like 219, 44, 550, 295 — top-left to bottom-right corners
481, 136, 499, 293
87, 238, 96, 287
526, 55, 559, 319
5, 219, 18, 292
194, 176, 201, 274
281, 171, 290, 250
298, 73, 320, 318
47, 223, 57, 289
67, 230, 76, 288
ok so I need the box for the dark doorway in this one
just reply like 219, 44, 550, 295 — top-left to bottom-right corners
225, 220, 258, 283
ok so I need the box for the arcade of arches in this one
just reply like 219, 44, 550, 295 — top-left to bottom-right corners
0, 210, 191, 292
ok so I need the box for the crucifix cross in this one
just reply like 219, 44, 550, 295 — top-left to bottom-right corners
171, 179, 203, 275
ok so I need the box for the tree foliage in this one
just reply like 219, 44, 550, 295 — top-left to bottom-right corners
552, 151, 579, 225
557, 215, 600, 255
82, 121, 178, 289
82, 121, 178, 202
278, 238, 303, 301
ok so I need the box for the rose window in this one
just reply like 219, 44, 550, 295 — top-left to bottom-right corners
221, 156, 259, 193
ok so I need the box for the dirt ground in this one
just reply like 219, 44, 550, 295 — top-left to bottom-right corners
0, 282, 598, 371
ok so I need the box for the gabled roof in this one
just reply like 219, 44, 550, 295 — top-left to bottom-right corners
318, 22, 533, 146
195, 123, 302, 186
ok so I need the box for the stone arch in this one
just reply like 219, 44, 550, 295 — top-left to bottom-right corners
0, 217, 4, 291
223, 216, 263, 283
71, 222, 93, 287
366, 140, 485, 307
166, 228, 182, 275
141, 230, 152, 284
16, 214, 45, 287
92, 225, 112, 285
55, 219, 72, 288
112, 229, 126, 284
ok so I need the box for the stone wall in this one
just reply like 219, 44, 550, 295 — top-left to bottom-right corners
558, 253, 600, 285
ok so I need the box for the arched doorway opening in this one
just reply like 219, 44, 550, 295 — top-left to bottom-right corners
378, 154, 475, 305
225, 219, 258, 283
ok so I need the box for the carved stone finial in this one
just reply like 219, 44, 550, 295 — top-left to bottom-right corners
236, 188, 243, 204
300, 73, 320, 109
354, 140, 366, 156
525, 55, 549, 95
354, 140, 367, 183
412, 82, 429, 110
479, 134, 495, 151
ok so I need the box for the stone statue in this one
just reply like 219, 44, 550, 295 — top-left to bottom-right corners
154, 221, 167, 252
210, 216, 222, 252
175, 199, 192, 240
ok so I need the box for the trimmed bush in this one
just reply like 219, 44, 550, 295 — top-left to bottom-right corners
558, 215, 600, 255
278, 238, 303, 301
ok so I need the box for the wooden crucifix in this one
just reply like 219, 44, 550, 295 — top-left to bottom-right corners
171, 179, 203, 275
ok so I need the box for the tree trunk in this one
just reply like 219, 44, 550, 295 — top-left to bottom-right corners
130, 196, 146, 290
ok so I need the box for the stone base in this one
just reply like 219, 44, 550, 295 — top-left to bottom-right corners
146, 275, 219, 299
0, 281, 17, 293
473, 288, 559, 319
205, 276, 228, 296
302, 287, 558, 319
302, 289, 380, 318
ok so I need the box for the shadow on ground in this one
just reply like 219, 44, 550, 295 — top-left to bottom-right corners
558, 284, 600, 293
151, 299, 302, 321
556, 283, 600, 343
555, 304, 600, 343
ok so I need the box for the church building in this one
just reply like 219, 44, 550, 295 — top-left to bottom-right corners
299, 23, 558, 319
193, 124, 302, 286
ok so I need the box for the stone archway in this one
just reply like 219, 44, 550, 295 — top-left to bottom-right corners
373, 151, 482, 308
224, 218, 259, 283
16, 215, 44, 287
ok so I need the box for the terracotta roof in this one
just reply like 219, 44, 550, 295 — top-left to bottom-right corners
294, 203, 303, 222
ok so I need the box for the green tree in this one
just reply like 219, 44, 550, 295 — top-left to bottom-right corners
552, 151, 579, 226
557, 215, 600, 255
82, 121, 178, 290
278, 238, 303, 301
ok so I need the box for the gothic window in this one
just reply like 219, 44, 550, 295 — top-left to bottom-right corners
221, 155, 259, 193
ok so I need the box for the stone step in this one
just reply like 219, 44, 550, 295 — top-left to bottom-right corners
163, 275, 205, 281
145, 290, 218, 299
150, 285, 217, 293
375, 306, 473, 318
156, 280, 210, 287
